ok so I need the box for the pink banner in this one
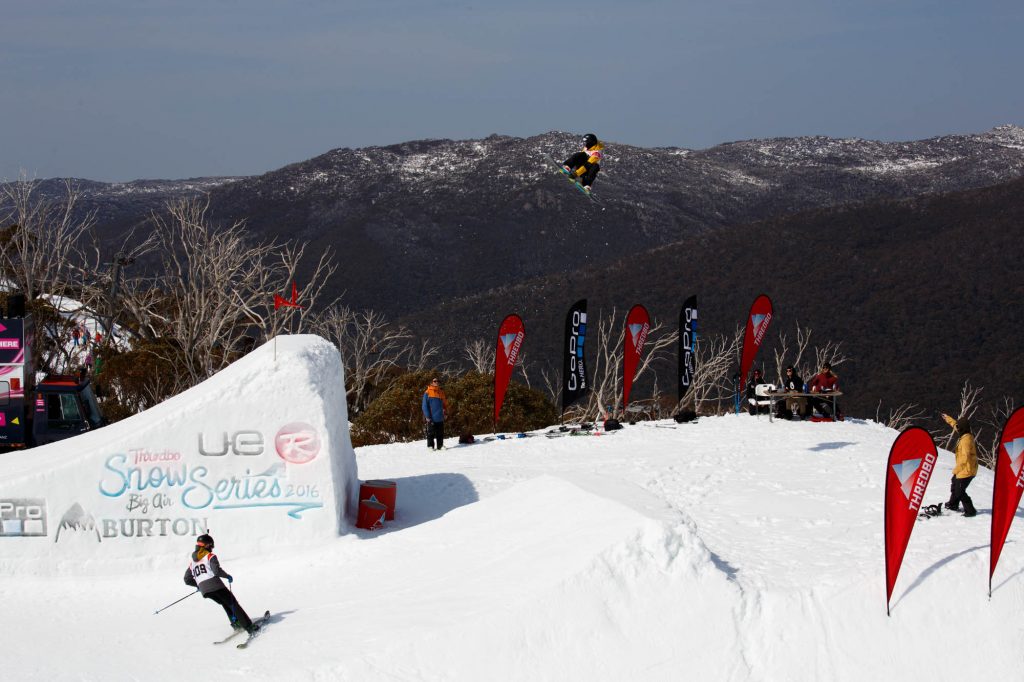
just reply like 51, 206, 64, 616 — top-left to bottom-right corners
884, 426, 938, 614
989, 407, 1024, 595
623, 304, 650, 409
494, 314, 525, 424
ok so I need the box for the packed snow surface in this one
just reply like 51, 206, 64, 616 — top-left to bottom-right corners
3, 415, 1023, 681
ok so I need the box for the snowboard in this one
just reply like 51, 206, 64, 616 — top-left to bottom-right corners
542, 155, 600, 202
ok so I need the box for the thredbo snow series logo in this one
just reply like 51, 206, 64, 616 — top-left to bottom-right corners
628, 322, 649, 354
1004, 436, 1024, 488
61, 423, 325, 543
0, 499, 47, 537
499, 332, 524, 367
891, 451, 937, 511
751, 312, 772, 345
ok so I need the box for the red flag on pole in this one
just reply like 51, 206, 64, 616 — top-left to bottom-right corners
884, 426, 938, 615
623, 304, 650, 410
738, 294, 773, 394
494, 314, 525, 424
274, 281, 303, 310
989, 407, 1024, 596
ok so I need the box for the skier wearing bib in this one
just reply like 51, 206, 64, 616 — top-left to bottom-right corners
184, 534, 257, 633
562, 133, 604, 192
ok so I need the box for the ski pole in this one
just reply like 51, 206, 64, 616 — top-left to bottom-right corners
154, 590, 198, 615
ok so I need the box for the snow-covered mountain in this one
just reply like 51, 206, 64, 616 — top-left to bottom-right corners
8, 126, 1023, 319
200, 126, 1024, 317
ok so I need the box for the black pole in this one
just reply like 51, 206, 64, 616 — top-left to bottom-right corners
153, 590, 198, 615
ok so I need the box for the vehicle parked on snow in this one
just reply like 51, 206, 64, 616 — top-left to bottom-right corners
0, 306, 105, 450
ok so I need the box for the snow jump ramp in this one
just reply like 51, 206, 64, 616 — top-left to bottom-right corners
0, 335, 358, 574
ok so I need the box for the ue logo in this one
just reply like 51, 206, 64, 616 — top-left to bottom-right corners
275, 422, 321, 464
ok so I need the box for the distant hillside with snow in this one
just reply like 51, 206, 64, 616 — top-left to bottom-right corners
199, 126, 1024, 317
10, 126, 1021, 319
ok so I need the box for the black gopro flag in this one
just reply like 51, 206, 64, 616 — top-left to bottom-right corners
678, 295, 697, 402
562, 299, 589, 411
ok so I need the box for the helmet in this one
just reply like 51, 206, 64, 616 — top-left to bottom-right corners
582, 133, 598, 149
196, 534, 215, 549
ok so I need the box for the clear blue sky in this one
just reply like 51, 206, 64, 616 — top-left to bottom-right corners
3, 0, 1021, 182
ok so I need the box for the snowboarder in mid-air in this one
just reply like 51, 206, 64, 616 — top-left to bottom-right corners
184, 534, 258, 634
562, 133, 604, 193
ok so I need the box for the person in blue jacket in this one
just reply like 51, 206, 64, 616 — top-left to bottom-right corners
421, 377, 449, 450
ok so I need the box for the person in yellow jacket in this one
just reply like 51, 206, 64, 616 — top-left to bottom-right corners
562, 133, 605, 193
942, 413, 978, 517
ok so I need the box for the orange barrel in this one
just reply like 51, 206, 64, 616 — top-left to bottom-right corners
360, 479, 397, 520
356, 499, 387, 530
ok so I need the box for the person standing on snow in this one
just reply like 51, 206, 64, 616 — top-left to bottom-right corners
942, 413, 978, 517
421, 377, 448, 451
562, 133, 604, 193
184, 534, 258, 633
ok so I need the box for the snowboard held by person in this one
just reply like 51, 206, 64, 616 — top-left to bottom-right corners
183, 534, 258, 633
562, 133, 604, 193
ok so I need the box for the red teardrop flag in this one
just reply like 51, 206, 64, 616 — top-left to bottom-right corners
622, 304, 650, 410
884, 426, 938, 615
989, 407, 1024, 595
494, 315, 525, 424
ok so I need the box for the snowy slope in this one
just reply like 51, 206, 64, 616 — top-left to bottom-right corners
3, 407, 1022, 681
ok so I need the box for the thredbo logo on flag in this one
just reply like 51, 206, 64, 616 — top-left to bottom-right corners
739, 295, 773, 393
494, 314, 525, 423
989, 407, 1024, 596
562, 299, 589, 412
884, 426, 938, 614
678, 295, 697, 402
622, 304, 650, 409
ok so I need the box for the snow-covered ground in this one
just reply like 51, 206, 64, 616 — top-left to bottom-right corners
3, 406, 1022, 680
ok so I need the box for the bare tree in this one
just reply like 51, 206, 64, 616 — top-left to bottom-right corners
813, 341, 849, 376
771, 322, 813, 385
514, 348, 531, 387
463, 339, 490, 373
146, 197, 336, 384
0, 176, 95, 302
313, 304, 415, 415
407, 337, 442, 372
577, 308, 678, 421
875, 400, 928, 432
936, 380, 985, 449
688, 327, 743, 415
538, 360, 560, 407
978, 396, 1018, 469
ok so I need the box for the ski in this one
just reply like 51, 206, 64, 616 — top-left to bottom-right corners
212, 628, 247, 645
230, 610, 271, 649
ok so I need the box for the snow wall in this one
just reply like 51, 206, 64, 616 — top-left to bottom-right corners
0, 335, 358, 575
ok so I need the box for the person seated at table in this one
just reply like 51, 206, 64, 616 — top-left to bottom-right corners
776, 365, 809, 420
808, 362, 840, 419
744, 368, 773, 415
